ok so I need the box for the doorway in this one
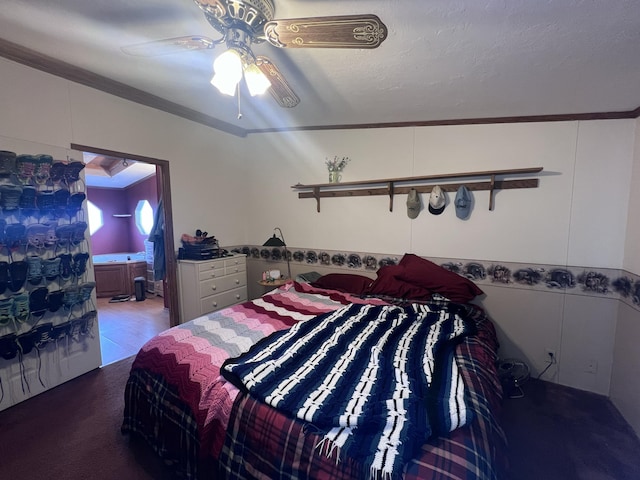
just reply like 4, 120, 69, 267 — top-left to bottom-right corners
70, 143, 179, 365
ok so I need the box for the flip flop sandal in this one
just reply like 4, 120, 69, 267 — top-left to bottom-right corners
62, 285, 81, 310
42, 257, 61, 281
58, 253, 73, 280
47, 289, 64, 313
66, 192, 86, 219
51, 321, 70, 342
32, 322, 54, 349
73, 252, 90, 278
0, 297, 15, 327
34, 154, 53, 186
55, 224, 74, 253
26, 224, 49, 253
79, 281, 96, 311
0, 218, 6, 245
50, 161, 66, 185
80, 310, 97, 336
69, 318, 84, 341
29, 287, 49, 318
53, 188, 70, 217
0, 184, 23, 211
15, 154, 37, 185
0, 261, 9, 295
36, 190, 55, 217
26, 254, 43, 285
71, 221, 88, 247
17, 329, 35, 354
5, 224, 26, 254
12, 292, 30, 323
19, 185, 37, 212
0, 150, 17, 177
44, 221, 58, 249
0, 333, 18, 360
8, 261, 28, 293
64, 161, 85, 188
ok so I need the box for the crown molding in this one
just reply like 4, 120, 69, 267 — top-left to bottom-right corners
0, 37, 247, 138
0, 37, 637, 138
245, 110, 640, 135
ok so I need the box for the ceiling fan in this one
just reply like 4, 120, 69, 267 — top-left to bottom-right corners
122, 0, 388, 109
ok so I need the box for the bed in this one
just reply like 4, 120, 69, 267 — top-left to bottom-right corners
122, 254, 506, 480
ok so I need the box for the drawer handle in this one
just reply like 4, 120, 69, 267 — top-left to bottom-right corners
235, 279, 240, 284
235, 294, 240, 299
213, 302, 218, 307
211, 285, 217, 291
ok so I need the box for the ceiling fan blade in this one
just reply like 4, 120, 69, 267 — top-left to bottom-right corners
256, 56, 300, 108
263, 14, 387, 49
121, 35, 219, 56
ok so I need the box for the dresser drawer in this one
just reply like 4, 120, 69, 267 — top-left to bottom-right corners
178, 255, 247, 323
199, 286, 248, 313
198, 272, 247, 299
198, 266, 225, 282
224, 258, 246, 275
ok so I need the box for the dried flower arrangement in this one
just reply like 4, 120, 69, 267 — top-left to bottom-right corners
325, 156, 350, 172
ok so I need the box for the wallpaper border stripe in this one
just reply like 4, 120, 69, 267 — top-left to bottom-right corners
231, 245, 640, 313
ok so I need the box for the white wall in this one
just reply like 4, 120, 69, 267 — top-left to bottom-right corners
611, 302, 640, 434
244, 121, 633, 266
0, 58, 249, 247
243, 120, 636, 399
623, 118, 640, 274
611, 117, 640, 434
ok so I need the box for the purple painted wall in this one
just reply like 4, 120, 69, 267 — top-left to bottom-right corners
87, 175, 158, 255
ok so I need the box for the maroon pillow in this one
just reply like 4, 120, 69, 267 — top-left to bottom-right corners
397, 253, 483, 303
311, 273, 373, 295
365, 265, 433, 300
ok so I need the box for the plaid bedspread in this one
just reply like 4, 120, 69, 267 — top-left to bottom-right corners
219, 299, 506, 480
122, 283, 505, 480
121, 282, 386, 477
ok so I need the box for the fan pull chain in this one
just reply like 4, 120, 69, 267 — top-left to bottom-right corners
237, 83, 243, 120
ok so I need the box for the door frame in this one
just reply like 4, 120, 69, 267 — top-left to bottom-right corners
70, 143, 180, 327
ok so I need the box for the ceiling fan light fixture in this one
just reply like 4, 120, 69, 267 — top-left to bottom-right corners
244, 63, 271, 96
211, 48, 243, 95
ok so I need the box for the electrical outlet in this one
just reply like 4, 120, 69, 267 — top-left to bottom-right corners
586, 359, 598, 374
544, 348, 556, 364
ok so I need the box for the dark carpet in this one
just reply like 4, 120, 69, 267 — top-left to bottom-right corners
0, 356, 175, 480
502, 379, 640, 480
0, 359, 639, 480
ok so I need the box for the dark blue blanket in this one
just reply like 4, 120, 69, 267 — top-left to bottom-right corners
222, 302, 476, 479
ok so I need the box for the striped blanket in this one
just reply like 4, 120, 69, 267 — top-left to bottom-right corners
122, 282, 387, 474
221, 302, 476, 479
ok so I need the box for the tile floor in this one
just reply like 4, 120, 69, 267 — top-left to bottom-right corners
97, 294, 170, 366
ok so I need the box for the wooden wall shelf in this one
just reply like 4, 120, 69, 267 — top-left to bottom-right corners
292, 167, 543, 212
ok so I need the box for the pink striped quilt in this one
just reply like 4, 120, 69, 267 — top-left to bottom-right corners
130, 282, 388, 459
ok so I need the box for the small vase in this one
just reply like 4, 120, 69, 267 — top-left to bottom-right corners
329, 170, 342, 183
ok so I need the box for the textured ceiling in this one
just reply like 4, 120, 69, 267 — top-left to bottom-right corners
0, 0, 639, 134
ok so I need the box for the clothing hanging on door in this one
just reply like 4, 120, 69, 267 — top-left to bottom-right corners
148, 199, 165, 281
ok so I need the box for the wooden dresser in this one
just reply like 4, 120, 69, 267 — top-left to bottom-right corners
178, 254, 247, 323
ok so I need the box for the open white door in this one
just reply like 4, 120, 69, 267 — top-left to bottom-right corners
0, 144, 101, 412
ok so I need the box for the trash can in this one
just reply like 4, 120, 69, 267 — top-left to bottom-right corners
134, 276, 146, 301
